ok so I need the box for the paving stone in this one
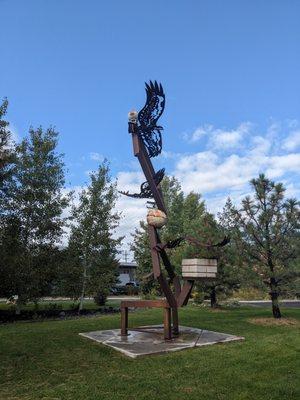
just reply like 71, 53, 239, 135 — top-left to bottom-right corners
79, 325, 244, 358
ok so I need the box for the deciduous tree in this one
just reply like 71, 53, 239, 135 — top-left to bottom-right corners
0, 127, 70, 311
66, 162, 122, 311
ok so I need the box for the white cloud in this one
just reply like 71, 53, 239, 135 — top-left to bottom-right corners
174, 152, 258, 194
187, 122, 253, 150
62, 120, 300, 259
114, 171, 147, 256
282, 130, 300, 151
173, 118, 300, 201
250, 135, 271, 156
210, 122, 252, 149
161, 150, 183, 159
188, 124, 214, 142
89, 152, 104, 162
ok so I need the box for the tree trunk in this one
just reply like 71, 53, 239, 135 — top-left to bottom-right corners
270, 278, 281, 319
15, 300, 21, 315
210, 287, 217, 308
79, 264, 87, 314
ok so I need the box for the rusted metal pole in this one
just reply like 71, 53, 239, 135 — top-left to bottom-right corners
121, 306, 128, 336
163, 307, 172, 340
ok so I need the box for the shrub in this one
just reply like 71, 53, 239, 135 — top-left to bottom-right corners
142, 288, 158, 300
47, 303, 62, 311
94, 290, 108, 306
232, 288, 269, 301
192, 291, 205, 305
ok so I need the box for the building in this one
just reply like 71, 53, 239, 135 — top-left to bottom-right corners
117, 261, 137, 285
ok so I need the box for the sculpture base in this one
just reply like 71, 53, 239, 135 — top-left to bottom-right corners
79, 325, 244, 358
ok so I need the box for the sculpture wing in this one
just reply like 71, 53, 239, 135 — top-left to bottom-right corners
185, 235, 230, 249
119, 169, 165, 200
138, 81, 165, 128
138, 81, 165, 157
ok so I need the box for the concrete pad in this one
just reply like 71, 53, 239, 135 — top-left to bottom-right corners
79, 325, 244, 358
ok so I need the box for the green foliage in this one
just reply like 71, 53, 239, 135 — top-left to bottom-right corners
192, 290, 205, 304
219, 174, 300, 317
131, 176, 240, 304
63, 162, 122, 309
161, 179, 206, 275
131, 176, 188, 292
93, 290, 108, 306
132, 174, 243, 306
232, 287, 269, 301
131, 221, 153, 291
0, 98, 14, 192
0, 126, 70, 307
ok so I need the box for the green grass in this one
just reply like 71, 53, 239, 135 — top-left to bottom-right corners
0, 306, 299, 400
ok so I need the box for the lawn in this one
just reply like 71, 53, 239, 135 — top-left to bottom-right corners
0, 306, 299, 400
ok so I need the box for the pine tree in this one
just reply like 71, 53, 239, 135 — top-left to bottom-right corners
220, 174, 300, 318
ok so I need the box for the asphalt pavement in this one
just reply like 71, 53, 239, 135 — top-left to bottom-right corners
239, 300, 300, 308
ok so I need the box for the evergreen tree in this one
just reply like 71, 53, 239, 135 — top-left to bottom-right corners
220, 174, 300, 318
131, 177, 241, 304
131, 177, 208, 293
66, 162, 122, 311
131, 176, 186, 293
189, 213, 241, 307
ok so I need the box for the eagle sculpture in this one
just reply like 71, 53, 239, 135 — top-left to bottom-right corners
138, 80, 165, 158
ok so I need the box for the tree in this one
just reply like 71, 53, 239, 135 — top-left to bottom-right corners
66, 162, 122, 311
220, 175, 300, 318
0, 98, 13, 185
131, 177, 209, 293
131, 176, 186, 294
131, 221, 154, 294
0, 98, 15, 215
0, 99, 17, 301
0, 127, 70, 311
184, 212, 241, 307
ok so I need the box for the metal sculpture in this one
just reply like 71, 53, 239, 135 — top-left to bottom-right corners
120, 81, 228, 339
119, 168, 165, 199
137, 81, 165, 158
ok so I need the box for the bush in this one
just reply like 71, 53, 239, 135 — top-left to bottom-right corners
69, 302, 79, 311
94, 290, 108, 306
232, 288, 269, 300
192, 291, 205, 304
142, 288, 158, 300
46, 303, 63, 311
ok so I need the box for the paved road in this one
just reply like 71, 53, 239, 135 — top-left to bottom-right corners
239, 300, 300, 308
1, 297, 299, 308
0, 296, 141, 303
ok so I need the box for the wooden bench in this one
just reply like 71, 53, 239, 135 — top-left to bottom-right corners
120, 299, 172, 340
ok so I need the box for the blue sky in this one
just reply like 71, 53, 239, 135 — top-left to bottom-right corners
1, 0, 300, 255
